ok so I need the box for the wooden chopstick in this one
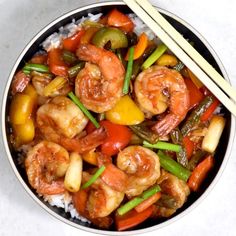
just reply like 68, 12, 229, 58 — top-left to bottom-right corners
123, 0, 236, 116
136, 0, 236, 102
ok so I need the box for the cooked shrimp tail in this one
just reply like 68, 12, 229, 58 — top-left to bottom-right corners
61, 126, 107, 153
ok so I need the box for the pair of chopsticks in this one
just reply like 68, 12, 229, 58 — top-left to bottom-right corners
123, 0, 236, 116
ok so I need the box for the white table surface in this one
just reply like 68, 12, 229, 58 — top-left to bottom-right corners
0, 0, 236, 235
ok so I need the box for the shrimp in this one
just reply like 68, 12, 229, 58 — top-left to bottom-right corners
25, 141, 70, 195
75, 44, 125, 113
37, 95, 107, 153
155, 170, 190, 217
37, 95, 88, 141
73, 172, 124, 220
117, 146, 160, 198
134, 66, 189, 137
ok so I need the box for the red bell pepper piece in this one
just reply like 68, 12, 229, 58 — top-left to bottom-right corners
200, 98, 220, 122
183, 136, 194, 159
48, 48, 68, 76
62, 29, 85, 52
107, 8, 134, 32
115, 206, 154, 231
184, 77, 204, 110
188, 155, 214, 191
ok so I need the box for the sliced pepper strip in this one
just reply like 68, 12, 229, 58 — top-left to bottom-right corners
116, 206, 154, 231
125, 33, 148, 60
200, 98, 220, 122
184, 77, 204, 110
188, 155, 214, 191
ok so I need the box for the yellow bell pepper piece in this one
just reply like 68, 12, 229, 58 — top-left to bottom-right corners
13, 117, 35, 146
105, 95, 144, 125
156, 54, 178, 67
23, 84, 38, 111
82, 149, 98, 166
9, 93, 34, 125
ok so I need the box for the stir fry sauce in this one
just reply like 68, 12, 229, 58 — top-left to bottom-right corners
9, 9, 226, 231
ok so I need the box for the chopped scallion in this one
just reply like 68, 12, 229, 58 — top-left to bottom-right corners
23, 63, 49, 73
123, 46, 134, 94
68, 91, 100, 128
143, 140, 181, 152
117, 185, 161, 215
142, 43, 167, 70
81, 165, 105, 189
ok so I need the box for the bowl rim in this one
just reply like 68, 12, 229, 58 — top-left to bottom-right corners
1, 1, 235, 235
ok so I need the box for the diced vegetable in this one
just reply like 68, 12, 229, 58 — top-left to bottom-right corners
62, 29, 85, 52
80, 27, 100, 44
142, 43, 168, 70
100, 120, 132, 156
68, 62, 85, 78
125, 33, 148, 60
188, 150, 206, 171
11, 71, 30, 95
68, 92, 100, 128
13, 117, 35, 146
129, 121, 159, 144
123, 46, 134, 94
201, 115, 226, 153
116, 206, 154, 231
135, 192, 161, 213
85, 120, 131, 156
92, 27, 128, 49
64, 152, 83, 192
181, 95, 214, 136
82, 149, 98, 165
187, 68, 203, 88
9, 93, 34, 125
188, 155, 214, 191
143, 140, 181, 152
158, 150, 192, 182
105, 95, 144, 125
43, 76, 68, 97
23, 63, 49, 73
107, 8, 134, 32
156, 54, 178, 67
200, 98, 220, 122
48, 48, 69, 76
62, 50, 78, 65
81, 165, 105, 189
117, 185, 161, 215
184, 77, 204, 110
182, 136, 194, 159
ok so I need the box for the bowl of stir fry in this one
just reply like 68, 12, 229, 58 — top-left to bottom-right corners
2, 1, 235, 234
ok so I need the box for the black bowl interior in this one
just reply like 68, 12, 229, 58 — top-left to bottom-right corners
4, 3, 231, 232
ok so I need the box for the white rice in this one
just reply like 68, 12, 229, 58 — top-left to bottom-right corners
41, 12, 156, 51
43, 191, 90, 223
